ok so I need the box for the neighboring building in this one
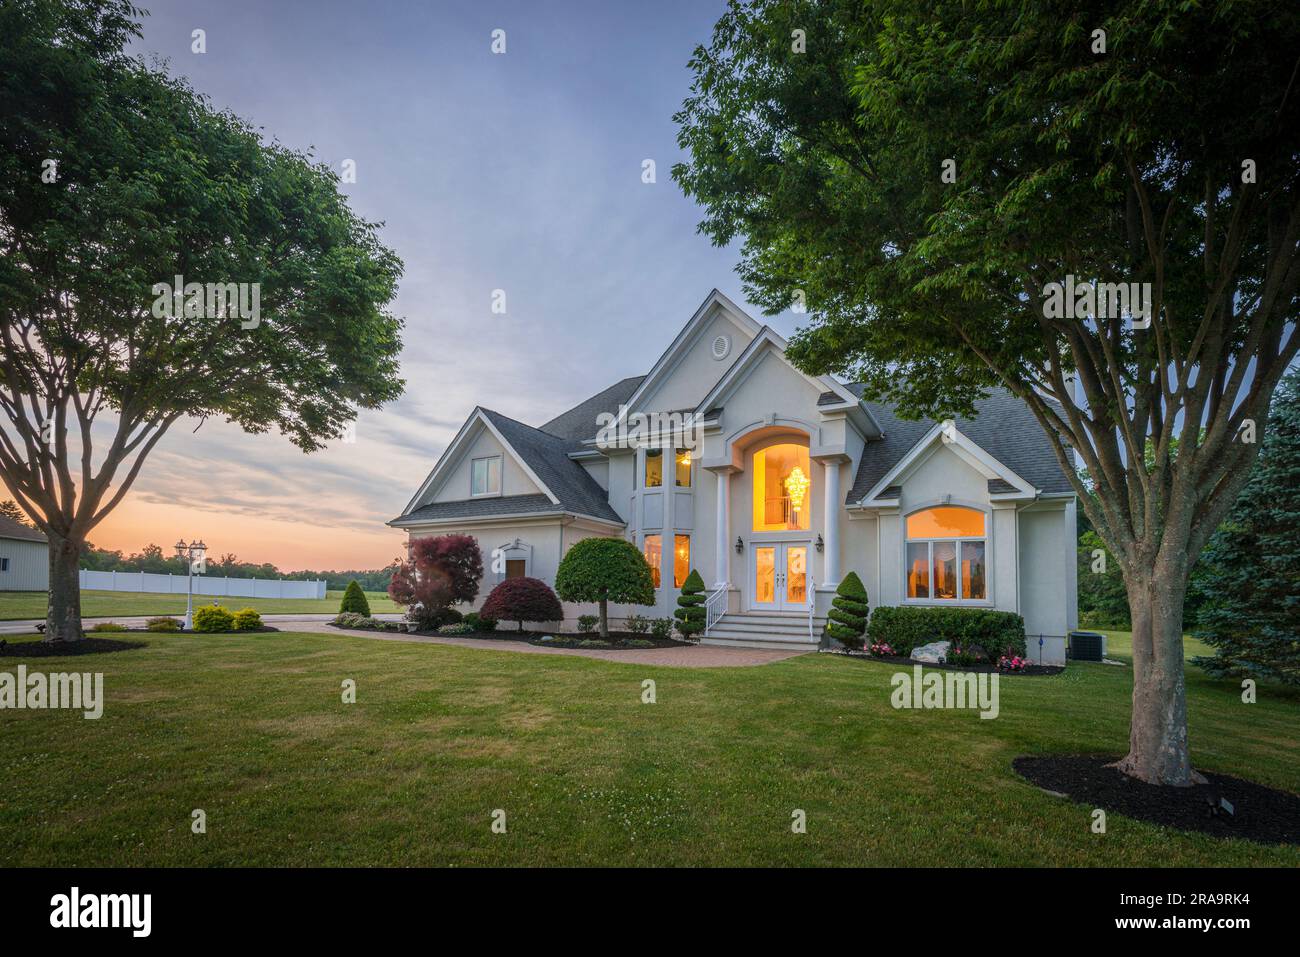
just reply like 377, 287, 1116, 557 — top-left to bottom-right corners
0, 513, 49, 591
390, 290, 1077, 659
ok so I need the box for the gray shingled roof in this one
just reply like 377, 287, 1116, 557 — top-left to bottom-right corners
847, 386, 1075, 502
0, 514, 46, 543
539, 375, 645, 443
395, 493, 560, 524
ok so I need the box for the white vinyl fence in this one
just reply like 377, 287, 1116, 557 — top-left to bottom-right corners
79, 569, 327, 599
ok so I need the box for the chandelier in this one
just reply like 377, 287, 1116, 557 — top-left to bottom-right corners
784, 466, 809, 511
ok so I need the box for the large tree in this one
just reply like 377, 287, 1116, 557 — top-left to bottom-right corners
0, 0, 404, 640
674, 0, 1300, 784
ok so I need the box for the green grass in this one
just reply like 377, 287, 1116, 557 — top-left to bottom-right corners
1, 628, 1296, 867
0, 589, 398, 620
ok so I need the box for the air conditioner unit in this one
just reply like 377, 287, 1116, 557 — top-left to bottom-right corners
1068, 631, 1106, 662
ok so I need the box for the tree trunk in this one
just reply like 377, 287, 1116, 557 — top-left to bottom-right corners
1112, 566, 1194, 785
45, 533, 84, 643
599, 596, 609, 638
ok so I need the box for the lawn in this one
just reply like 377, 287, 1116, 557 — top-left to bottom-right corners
0, 589, 398, 620
1, 629, 1296, 867
1098, 629, 1214, 661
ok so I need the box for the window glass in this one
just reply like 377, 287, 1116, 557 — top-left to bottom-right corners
644, 450, 663, 488
674, 449, 692, 488
961, 541, 986, 600
472, 456, 501, 496
673, 534, 690, 588
752, 443, 811, 531
906, 506, 984, 539
906, 542, 930, 598
932, 541, 958, 599
643, 534, 661, 588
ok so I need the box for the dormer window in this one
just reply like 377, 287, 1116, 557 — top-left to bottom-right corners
471, 455, 501, 496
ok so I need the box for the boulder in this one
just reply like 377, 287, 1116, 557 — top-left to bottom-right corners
911, 640, 951, 664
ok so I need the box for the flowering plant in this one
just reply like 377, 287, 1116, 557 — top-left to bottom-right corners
868, 641, 894, 657
998, 654, 1029, 672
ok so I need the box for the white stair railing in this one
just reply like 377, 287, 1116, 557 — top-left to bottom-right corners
703, 585, 728, 638
807, 575, 817, 642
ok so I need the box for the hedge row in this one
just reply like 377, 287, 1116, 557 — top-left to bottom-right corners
866, 606, 1026, 658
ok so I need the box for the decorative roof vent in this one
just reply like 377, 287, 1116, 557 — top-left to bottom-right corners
711, 334, 732, 360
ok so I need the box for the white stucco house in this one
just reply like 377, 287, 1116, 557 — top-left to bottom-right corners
0, 513, 49, 591
390, 290, 1077, 659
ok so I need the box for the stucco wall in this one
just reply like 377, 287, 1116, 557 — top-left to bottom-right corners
0, 537, 48, 591
430, 426, 541, 504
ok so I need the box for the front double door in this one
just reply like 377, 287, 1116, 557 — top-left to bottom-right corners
751, 542, 809, 611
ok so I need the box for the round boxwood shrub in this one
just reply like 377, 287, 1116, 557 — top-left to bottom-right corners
554, 537, 655, 638
481, 577, 563, 632
192, 604, 235, 633
825, 572, 870, 650
674, 569, 707, 639
232, 608, 263, 631
339, 580, 371, 616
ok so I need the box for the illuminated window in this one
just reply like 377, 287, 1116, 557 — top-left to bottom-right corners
673, 534, 690, 588
905, 506, 986, 601
643, 534, 662, 588
644, 449, 662, 488
752, 443, 811, 531
674, 448, 692, 488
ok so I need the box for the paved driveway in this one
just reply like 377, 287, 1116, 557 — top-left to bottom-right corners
2, 614, 809, 668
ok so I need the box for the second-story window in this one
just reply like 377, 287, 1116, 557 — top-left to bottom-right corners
471, 455, 501, 496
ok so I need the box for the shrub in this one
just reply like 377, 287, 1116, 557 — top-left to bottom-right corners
339, 580, 371, 616
145, 616, 182, 632
333, 611, 369, 628
232, 608, 263, 631
409, 606, 463, 631
825, 571, 869, 650
624, 638, 655, 648
577, 614, 599, 634
464, 612, 497, 633
673, 569, 707, 639
998, 654, 1029, 673
192, 605, 235, 633
481, 577, 563, 631
554, 537, 655, 638
89, 622, 128, 632
625, 614, 650, 635
388, 534, 483, 627
437, 622, 475, 635
946, 643, 989, 666
868, 641, 894, 657
866, 606, 1026, 659
651, 618, 674, 640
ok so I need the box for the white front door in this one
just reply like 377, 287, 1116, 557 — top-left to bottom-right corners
750, 542, 809, 611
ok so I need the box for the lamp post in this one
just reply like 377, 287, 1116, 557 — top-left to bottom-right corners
175, 538, 208, 630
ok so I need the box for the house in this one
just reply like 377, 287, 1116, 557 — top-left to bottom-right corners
0, 513, 49, 591
390, 290, 1077, 661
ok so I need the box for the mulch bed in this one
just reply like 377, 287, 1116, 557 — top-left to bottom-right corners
1014, 754, 1300, 846
849, 651, 1063, 676
416, 629, 692, 650
0, 637, 146, 657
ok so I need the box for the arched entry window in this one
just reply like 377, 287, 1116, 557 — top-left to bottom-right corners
905, 506, 986, 600
752, 443, 811, 531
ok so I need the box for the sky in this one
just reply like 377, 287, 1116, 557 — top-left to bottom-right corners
85, 0, 809, 571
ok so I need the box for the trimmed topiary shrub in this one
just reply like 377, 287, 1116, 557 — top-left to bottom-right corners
192, 605, 235, 633
866, 606, 1026, 659
339, 580, 371, 616
555, 537, 655, 638
825, 571, 870, 650
145, 616, 182, 632
232, 608, 262, 631
481, 577, 564, 632
673, 569, 707, 640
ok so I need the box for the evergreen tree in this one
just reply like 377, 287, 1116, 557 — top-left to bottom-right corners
339, 580, 371, 616
674, 569, 707, 640
1194, 372, 1300, 685
825, 572, 870, 650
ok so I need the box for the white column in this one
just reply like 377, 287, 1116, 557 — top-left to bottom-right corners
714, 469, 730, 587
822, 459, 840, 586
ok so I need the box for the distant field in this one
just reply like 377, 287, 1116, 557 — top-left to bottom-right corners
0, 589, 399, 620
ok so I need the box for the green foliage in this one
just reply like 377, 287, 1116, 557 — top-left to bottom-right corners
825, 571, 870, 650
625, 614, 650, 635
1077, 531, 1131, 629
651, 618, 674, 640
867, 606, 1026, 659
577, 614, 599, 634
673, 568, 707, 638
436, 622, 475, 635
232, 608, 263, 631
89, 622, 127, 632
145, 616, 181, 632
1194, 372, 1300, 685
464, 612, 496, 633
333, 612, 369, 628
555, 537, 655, 636
192, 605, 235, 633
339, 580, 371, 616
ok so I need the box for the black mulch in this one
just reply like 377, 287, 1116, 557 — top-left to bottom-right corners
1013, 754, 1300, 846
849, 651, 1063, 676
420, 630, 692, 650
0, 637, 146, 657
